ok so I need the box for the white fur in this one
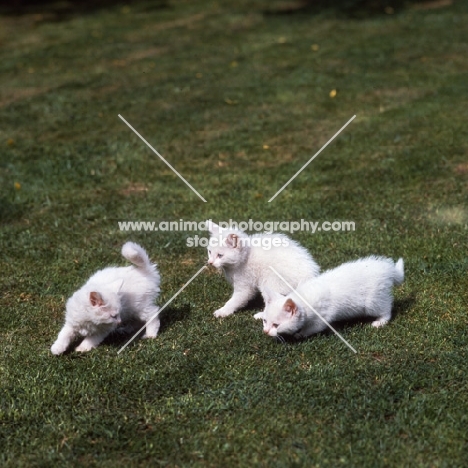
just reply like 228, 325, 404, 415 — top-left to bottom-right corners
51, 242, 161, 355
257, 256, 404, 339
206, 220, 320, 317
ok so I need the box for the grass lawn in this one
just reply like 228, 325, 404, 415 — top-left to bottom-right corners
1, 0, 467, 466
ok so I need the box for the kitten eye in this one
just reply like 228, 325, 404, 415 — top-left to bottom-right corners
208, 250, 211, 254
272, 323, 279, 328
217, 254, 224, 258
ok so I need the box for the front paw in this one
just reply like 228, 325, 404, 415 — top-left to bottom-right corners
253, 312, 264, 320
141, 332, 158, 339
213, 308, 234, 318
371, 318, 389, 328
75, 341, 94, 353
51, 343, 65, 355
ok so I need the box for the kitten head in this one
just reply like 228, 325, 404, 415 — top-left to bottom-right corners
67, 282, 123, 328
260, 287, 303, 337
87, 290, 122, 326
206, 220, 249, 269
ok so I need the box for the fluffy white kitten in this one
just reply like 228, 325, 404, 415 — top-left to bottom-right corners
206, 220, 320, 317
256, 256, 404, 339
51, 242, 161, 355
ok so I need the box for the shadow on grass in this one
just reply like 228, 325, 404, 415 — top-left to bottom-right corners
159, 302, 191, 333
239, 293, 265, 314
263, 0, 448, 19
392, 294, 417, 321
0, 198, 24, 224
0, 0, 168, 20
101, 303, 192, 349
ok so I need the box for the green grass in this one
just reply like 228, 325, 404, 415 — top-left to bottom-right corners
1, 0, 467, 466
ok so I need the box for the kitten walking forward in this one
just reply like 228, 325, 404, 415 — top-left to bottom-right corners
257, 256, 404, 339
206, 220, 320, 317
51, 242, 161, 355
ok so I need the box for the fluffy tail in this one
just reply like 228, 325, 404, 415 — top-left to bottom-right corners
394, 258, 404, 286
122, 242, 156, 274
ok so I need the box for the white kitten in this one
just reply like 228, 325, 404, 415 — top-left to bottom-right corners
206, 220, 320, 317
51, 242, 161, 355
257, 256, 404, 339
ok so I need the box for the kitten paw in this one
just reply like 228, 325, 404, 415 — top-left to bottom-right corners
75, 342, 95, 352
141, 333, 158, 339
253, 312, 264, 320
371, 318, 389, 328
213, 308, 234, 318
50, 344, 65, 355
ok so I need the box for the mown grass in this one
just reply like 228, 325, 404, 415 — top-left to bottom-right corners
1, 0, 467, 466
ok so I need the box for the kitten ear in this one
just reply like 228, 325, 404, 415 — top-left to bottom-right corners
206, 220, 220, 236
283, 298, 297, 316
261, 285, 284, 304
89, 291, 104, 307
225, 233, 238, 248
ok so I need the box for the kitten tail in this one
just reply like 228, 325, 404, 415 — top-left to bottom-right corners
122, 242, 156, 274
394, 258, 404, 286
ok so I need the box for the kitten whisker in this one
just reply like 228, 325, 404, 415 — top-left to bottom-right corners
275, 334, 286, 344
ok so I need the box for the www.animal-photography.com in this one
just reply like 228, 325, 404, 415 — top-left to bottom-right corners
1, 0, 466, 467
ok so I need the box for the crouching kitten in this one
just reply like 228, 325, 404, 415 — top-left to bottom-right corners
256, 256, 404, 339
51, 242, 161, 355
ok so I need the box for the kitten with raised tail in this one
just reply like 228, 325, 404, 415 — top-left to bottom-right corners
51, 242, 161, 355
256, 256, 404, 339
206, 220, 320, 318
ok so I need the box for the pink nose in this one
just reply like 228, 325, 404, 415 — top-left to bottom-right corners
263, 329, 269, 335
